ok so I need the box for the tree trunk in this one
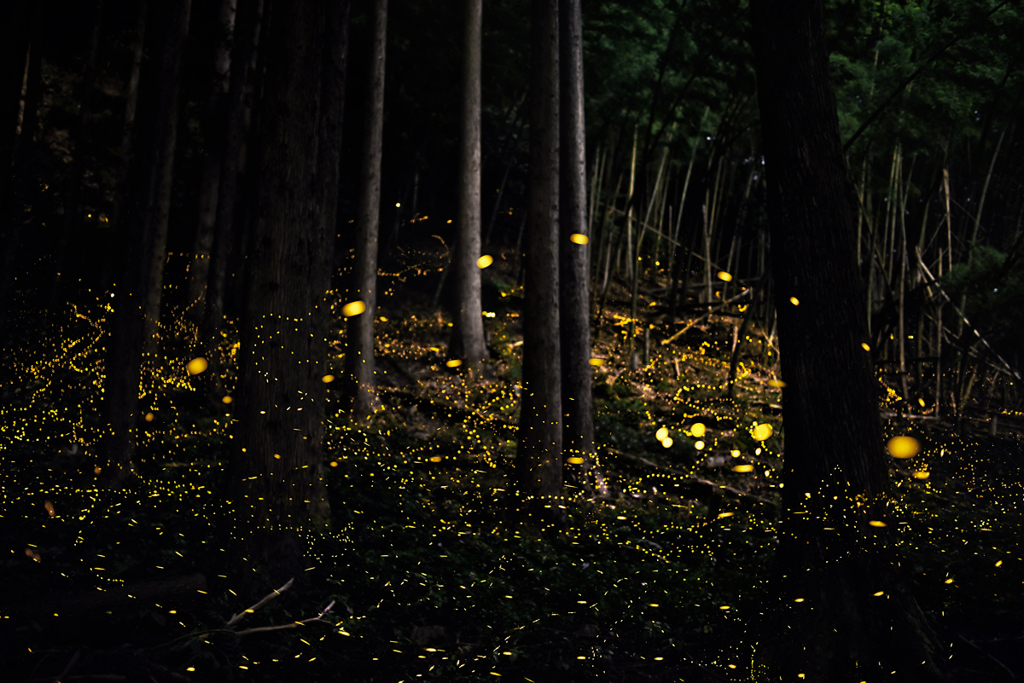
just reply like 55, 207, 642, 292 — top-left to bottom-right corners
226, 0, 331, 596
0, 1, 32, 174
517, 0, 564, 530
0, 2, 33, 334
186, 0, 236, 323
49, 0, 104, 306
98, 0, 191, 488
453, 0, 486, 374
315, 0, 349, 288
103, 0, 148, 289
558, 0, 596, 481
344, 0, 387, 419
203, 0, 260, 339
749, 0, 943, 679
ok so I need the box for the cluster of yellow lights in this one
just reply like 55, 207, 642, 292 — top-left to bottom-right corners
4, 252, 1021, 681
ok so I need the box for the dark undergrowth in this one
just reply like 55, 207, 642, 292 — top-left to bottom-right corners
1, 251, 1022, 682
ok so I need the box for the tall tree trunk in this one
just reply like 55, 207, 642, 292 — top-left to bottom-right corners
517, 0, 564, 530
203, 0, 260, 339
453, 0, 486, 373
0, 2, 34, 334
344, 0, 387, 419
141, 0, 190, 363
315, 0, 349, 286
749, 0, 943, 679
0, 1, 31, 175
49, 0, 104, 306
186, 0, 236, 323
103, 0, 148, 289
558, 0, 596, 481
98, 0, 191, 488
226, 0, 330, 595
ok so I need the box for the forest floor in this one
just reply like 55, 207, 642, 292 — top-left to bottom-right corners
1, 243, 1023, 682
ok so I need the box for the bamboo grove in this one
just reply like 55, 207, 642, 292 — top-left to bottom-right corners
575, 0, 1024, 424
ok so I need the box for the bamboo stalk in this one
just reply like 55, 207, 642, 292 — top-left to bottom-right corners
624, 126, 638, 281
967, 125, 1007, 265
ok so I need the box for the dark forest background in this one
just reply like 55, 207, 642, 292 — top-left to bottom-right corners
1, 0, 1022, 681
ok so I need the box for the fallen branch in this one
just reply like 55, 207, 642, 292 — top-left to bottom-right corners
227, 577, 294, 627
915, 247, 1021, 380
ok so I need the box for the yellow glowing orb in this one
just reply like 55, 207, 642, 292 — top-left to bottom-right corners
145, 412, 154, 422
691, 422, 706, 437
661, 437, 674, 448
869, 520, 887, 528
322, 374, 335, 383
429, 456, 442, 463
186, 357, 208, 375
342, 300, 366, 317
730, 449, 741, 458
656, 427, 669, 441
446, 359, 462, 368
717, 512, 734, 519
222, 395, 233, 404
918, 397, 926, 407
751, 423, 773, 441
887, 435, 920, 459
861, 342, 872, 352
589, 358, 605, 366
912, 471, 930, 480
477, 255, 494, 269
570, 233, 589, 245
694, 440, 705, 450
329, 461, 338, 467
717, 271, 733, 282
767, 379, 786, 388
789, 297, 800, 306
732, 464, 754, 473
568, 456, 584, 464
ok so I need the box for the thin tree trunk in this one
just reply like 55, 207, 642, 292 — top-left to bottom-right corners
49, 0, 103, 305
517, 0, 564, 530
623, 126, 637, 281
0, 4, 33, 334
345, 0, 387, 419
187, 0, 236, 322
454, 0, 486, 373
0, 2, 32, 176
203, 0, 260, 340
98, 0, 191, 488
141, 0, 191, 362
558, 0, 598, 490
103, 0, 148, 289
967, 124, 1007, 264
